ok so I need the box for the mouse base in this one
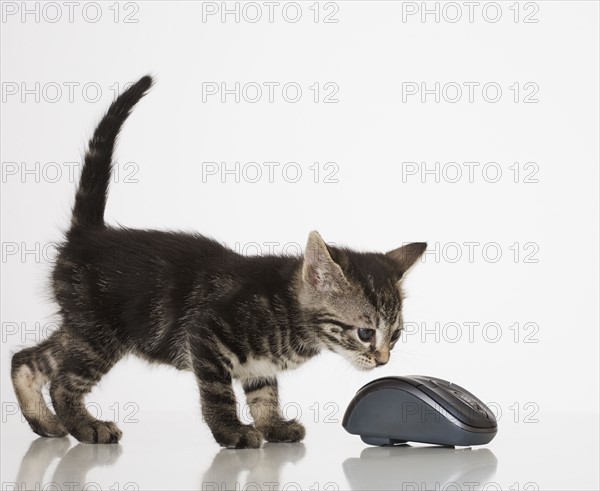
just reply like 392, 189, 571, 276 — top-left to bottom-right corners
360, 436, 408, 446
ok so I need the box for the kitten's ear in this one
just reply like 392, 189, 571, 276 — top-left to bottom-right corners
302, 231, 348, 293
387, 242, 427, 277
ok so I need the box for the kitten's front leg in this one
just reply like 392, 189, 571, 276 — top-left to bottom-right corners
242, 377, 305, 443
192, 349, 262, 449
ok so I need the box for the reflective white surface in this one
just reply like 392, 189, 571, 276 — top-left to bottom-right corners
1, 1, 599, 490
2, 411, 598, 490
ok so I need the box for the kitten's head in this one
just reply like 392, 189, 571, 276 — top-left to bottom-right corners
299, 231, 426, 370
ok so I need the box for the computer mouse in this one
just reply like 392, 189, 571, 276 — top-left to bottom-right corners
342, 375, 498, 446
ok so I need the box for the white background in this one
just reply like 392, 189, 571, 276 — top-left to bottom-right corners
1, 1, 599, 490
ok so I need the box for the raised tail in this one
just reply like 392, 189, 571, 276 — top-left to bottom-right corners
71, 75, 153, 228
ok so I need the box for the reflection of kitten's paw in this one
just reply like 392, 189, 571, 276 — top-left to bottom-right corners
27, 435, 71, 458
70, 420, 122, 444
218, 425, 263, 449
68, 441, 124, 465
262, 420, 305, 443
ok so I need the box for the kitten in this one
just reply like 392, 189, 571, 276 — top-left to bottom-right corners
11, 76, 427, 448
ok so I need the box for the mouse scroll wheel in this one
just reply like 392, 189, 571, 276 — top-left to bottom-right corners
451, 389, 468, 401
452, 390, 483, 411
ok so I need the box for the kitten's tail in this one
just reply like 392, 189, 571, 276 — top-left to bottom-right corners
71, 75, 153, 229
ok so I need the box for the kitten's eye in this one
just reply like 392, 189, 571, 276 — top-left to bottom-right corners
390, 330, 401, 342
357, 328, 375, 342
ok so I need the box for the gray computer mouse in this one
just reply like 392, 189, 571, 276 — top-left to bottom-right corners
342, 375, 498, 446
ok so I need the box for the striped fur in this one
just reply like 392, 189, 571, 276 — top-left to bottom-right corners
11, 76, 427, 448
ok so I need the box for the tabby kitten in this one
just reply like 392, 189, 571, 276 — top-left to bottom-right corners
11, 76, 427, 448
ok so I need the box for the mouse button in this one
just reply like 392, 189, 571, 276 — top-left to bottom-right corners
391, 376, 424, 388
447, 382, 477, 399
418, 384, 492, 428
449, 383, 487, 407
406, 375, 439, 388
447, 383, 496, 423
424, 376, 452, 387
357, 375, 418, 392
354, 377, 417, 398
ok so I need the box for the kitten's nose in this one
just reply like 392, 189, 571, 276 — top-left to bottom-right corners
374, 349, 390, 366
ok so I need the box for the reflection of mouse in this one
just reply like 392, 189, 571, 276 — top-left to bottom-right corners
342, 375, 498, 446
343, 445, 498, 490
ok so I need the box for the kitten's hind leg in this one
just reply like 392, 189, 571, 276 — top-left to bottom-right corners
49, 340, 122, 444
11, 334, 68, 438
242, 377, 305, 443
190, 342, 262, 449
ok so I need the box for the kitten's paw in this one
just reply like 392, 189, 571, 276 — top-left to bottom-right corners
217, 425, 263, 449
235, 426, 263, 449
28, 417, 68, 438
70, 421, 122, 444
262, 419, 305, 443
